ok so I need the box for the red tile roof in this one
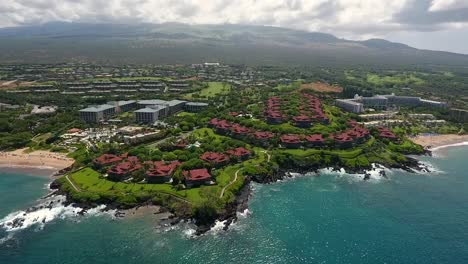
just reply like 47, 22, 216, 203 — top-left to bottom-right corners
280, 134, 302, 143
231, 124, 251, 134
200, 152, 230, 164
93, 154, 123, 166
253, 131, 274, 140
304, 134, 325, 142
377, 127, 397, 139
108, 156, 142, 176
67, 128, 81, 133
215, 119, 232, 130
146, 161, 181, 177
292, 115, 311, 122
183, 168, 211, 181
226, 147, 252, 157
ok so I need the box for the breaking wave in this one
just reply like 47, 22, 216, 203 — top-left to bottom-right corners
0, 195, 114, 234
430, 142, 468, 152
319, 163, 392, 183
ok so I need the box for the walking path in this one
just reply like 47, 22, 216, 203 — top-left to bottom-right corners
65, 175, 80, 192
261, 150, 271, 162
220, 168, 242, 198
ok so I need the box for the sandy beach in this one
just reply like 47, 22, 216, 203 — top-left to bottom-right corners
409, 134, 468, 150
0, 148, 74, 171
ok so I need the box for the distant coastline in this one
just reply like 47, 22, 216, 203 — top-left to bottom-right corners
409, 134, 468, 151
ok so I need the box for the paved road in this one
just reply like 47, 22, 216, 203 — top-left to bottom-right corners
220, 168, 242, 198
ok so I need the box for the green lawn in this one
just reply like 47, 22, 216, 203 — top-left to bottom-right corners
65, 167, 206, 204
184, 82, 230, 99
366, 73, 425, 86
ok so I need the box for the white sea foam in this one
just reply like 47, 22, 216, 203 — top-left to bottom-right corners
319, 163, 391, 183
237, 208, 251, 218
0, 195, 112, 233
182, 227, 196, 238
430, 141, 468, 152
411, 161, 444, 175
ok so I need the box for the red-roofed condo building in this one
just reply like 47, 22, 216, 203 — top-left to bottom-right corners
200, 152, 230, 167
183, 168, 212, 188
292, 115, 312, 128
265, 96, 284, 124
226, 147, 252, 161
304, 134, 325, 148
280, 134, 302, 149
377, 127, 397, 141
93, 154, 123, 168
251, 131, 275, 147
145, 161, 181, 183
214, 119, 232, 135
107, 156, 142, 181
230, 124, 251, 139
331, 133, 354, 149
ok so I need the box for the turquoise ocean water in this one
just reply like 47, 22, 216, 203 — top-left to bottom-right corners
1, 147, 467, 264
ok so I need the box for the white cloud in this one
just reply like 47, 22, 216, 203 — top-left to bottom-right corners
0, 0, 467, 39
429, 0, 468, 12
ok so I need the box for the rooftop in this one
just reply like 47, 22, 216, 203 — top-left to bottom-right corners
183, 168, 211, 181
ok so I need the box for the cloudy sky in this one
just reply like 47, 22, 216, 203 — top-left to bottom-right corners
1, 0, 468, 54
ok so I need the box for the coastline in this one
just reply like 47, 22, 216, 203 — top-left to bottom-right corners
0, 148, 74, 174
0, 166, 58, 177
409, 134, 468, 150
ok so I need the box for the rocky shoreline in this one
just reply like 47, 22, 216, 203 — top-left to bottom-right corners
44, 154, 434, 236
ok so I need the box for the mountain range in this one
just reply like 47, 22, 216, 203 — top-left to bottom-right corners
0, 22, 467, 67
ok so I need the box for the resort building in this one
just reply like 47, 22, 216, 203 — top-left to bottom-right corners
107, 156, 142, 181
137, 99, 170, 116
134, 106, 166, 124
145, 161, 181, 183
304, 134, 325, 148
280, 134, 302, 149
335, 99, 364, 113
109, 100, 137, 113
200, 152, 230, 167
167, 100, 187, 114
185, 102, 209, 112
225, 147, 252, 161
292, 115, 312, 128
449, 108, 468, 123
167, 80, 191, 92
336, 93, 448, 113
79, 104, 116, 123
93, 154, 123, 168
252, 131, 275, 146
359, 112, 397, 120
230, 124, 251, 139
377, 127, 397, 141
183, 168, 212, 188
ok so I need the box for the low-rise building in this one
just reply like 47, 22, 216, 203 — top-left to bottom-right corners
134, 107, 161, 124
167, 100, 187, 114
335, 99, 364, 113
183, 168, 212, 188
200, 152, 230, 167
145, 161, 181, 183
449, 108, 468, 123
280, 134, 302, 149
79, 104, 115, 123
225, 147, 252, 160
185, 102, 209, 112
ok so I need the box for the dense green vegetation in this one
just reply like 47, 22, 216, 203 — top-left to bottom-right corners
1, 61, 466, 228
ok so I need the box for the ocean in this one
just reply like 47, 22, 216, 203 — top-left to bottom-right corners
1, 147, 467, 264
